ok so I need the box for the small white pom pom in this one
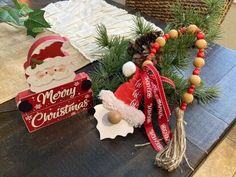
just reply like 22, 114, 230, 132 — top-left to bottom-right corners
122, 61, 136, 77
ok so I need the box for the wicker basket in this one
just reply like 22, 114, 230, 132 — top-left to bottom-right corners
126, 0, 233, 24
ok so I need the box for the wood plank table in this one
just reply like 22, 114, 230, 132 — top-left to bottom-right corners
0, 1, 236, 177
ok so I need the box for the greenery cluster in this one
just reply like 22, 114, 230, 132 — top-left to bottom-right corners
90, 0, 223, 105
169, 0, 225, 42
0, 0, 50, 37
90, 24, 131, 102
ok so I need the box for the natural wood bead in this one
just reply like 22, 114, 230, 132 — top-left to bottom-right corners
142, 60, 153, 68
193, 57, 205, 68
182, 93, 194, 104
156, 37, 166, 47
195, 39, 207, 49
169, 29, 178, 39
189, 75, 201, 86
108, 111, 122, 124
187, 24, 198, 34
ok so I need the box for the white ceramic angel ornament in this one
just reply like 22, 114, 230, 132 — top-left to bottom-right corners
94, 61, 145, 140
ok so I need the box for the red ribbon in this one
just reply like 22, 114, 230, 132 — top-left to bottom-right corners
141, 64, 175, 152
141, 71, 164, 151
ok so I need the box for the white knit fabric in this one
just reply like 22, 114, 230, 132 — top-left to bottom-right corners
43, 0, 163, 62
99, 90, 145, 127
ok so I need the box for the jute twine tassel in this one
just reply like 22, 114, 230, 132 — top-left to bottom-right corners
155, 107, 193, 171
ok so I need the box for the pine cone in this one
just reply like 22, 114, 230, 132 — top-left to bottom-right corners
127, 31, 162, 68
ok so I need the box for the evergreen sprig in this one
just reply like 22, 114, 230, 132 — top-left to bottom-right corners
91, 25, 131, 103
95, 24, 111, 48
132, 14, 155, 37
170, 0, 225, 42
161, 33, 196, 71
194, 84, 220, 104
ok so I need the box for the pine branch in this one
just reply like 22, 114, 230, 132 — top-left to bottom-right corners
132, 14, 155, 37
101, 37, 130, 73
161, 69, 189, 106
96, 24, 130, 49
206, 26, 222, 42
161, 68, 220, 106
170, 0, 225, 43
95, 24, 110, 48
90, 25, 131, 103
202, 0, 225, 17
194, 84, 220, 104
161, 29, 196, 71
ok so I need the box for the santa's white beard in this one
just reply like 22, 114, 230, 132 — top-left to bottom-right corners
27, 70, 76, 93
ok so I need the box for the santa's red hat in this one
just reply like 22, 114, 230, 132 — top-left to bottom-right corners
24, 36, 68, 71
99, 63, 145, 127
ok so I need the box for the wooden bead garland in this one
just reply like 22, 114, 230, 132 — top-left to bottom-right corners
143, 25, 207, 111
193, 57, 205, 68
189, 75, 201, 86
169, 29, 178, 39
151, 25, 208, 171
156, 37, 166, 47
182, 93, 194, 104
196, 39, 207, 49
187, 24, 198, 34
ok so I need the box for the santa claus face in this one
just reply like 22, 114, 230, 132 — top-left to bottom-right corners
26, 57, 76, 93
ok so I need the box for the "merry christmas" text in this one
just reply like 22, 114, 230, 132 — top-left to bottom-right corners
31, 99, 89, 128
37, 87, 76, 105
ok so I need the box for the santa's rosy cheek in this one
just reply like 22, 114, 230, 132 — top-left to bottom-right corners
57, 64, 66, 72
35, 72, 46, 79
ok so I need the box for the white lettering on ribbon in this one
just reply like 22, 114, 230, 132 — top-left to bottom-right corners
135, 79, 142, 88
132, 89, 142, 99
160, 124, 170, 142
146, 103, 152, 124
156, 99, 163, 119
145, 77, 152, 99
37, 87, 76, 105
130, 100, 139, 108
149, 129, 163, 150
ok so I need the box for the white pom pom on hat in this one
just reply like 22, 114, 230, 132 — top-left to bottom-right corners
122, 61, 136, 77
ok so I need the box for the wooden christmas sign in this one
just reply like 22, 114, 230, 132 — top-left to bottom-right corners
16, 36, 94, 133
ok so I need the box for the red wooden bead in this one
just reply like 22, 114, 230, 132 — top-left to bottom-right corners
180, 102, 187, 110
182, 102, 187, 106
197, 51, 205, 58
147, 53, 155, 60
180, 27, 187, 33
190, 84, 196, 89
193, 68, 201, 75
197, 32, 205, 39
188, 87, 195, 94
199, 49, 205, 52
196, 28, 201, 33
151, 43, 160, 50
178, 29, 184, 35
151, 48, 157, 54
150, 53, 155, 57
180, 106, 186, 111
163, 34, 170, 40
147, 56, 152, 60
